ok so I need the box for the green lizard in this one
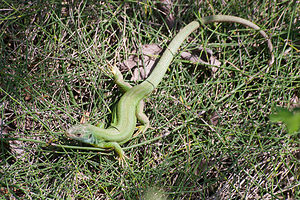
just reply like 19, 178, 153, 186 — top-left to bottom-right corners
66, 15, 274, 162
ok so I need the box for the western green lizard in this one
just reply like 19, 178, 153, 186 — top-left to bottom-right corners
66, 15, 274, 162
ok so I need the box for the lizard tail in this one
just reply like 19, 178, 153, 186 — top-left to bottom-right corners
146, 15, 274, 88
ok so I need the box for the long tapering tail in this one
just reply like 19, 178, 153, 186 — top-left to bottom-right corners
146, 15, 274, 88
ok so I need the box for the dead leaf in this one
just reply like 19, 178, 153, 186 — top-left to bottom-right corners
180, 51, 209, 65
157, 0, 175, 29
210, 55, 221, 73
117, 44, 162, 81
210, 111, 220, 126
24, 86, 32, 101
118, 44, 221, 81
80, 111, 90, 124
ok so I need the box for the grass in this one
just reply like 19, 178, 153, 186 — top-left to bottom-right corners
0, 0, 299, 199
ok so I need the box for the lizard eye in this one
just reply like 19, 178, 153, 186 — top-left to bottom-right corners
75, 133, 82, 137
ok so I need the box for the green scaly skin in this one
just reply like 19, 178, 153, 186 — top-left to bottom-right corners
66, 15, 274, 161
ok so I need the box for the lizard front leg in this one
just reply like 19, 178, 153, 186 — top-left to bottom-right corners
110, 65, 132, 92
99, 141, 127, 165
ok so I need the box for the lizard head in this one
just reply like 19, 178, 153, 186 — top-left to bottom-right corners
65, 124, 98, 146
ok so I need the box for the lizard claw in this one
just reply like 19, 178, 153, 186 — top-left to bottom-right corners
118, 154, 129, 167
108, 64, 121, 76
133, 125, 149, 140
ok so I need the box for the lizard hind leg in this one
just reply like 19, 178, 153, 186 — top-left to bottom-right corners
135, 100, 150, 137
